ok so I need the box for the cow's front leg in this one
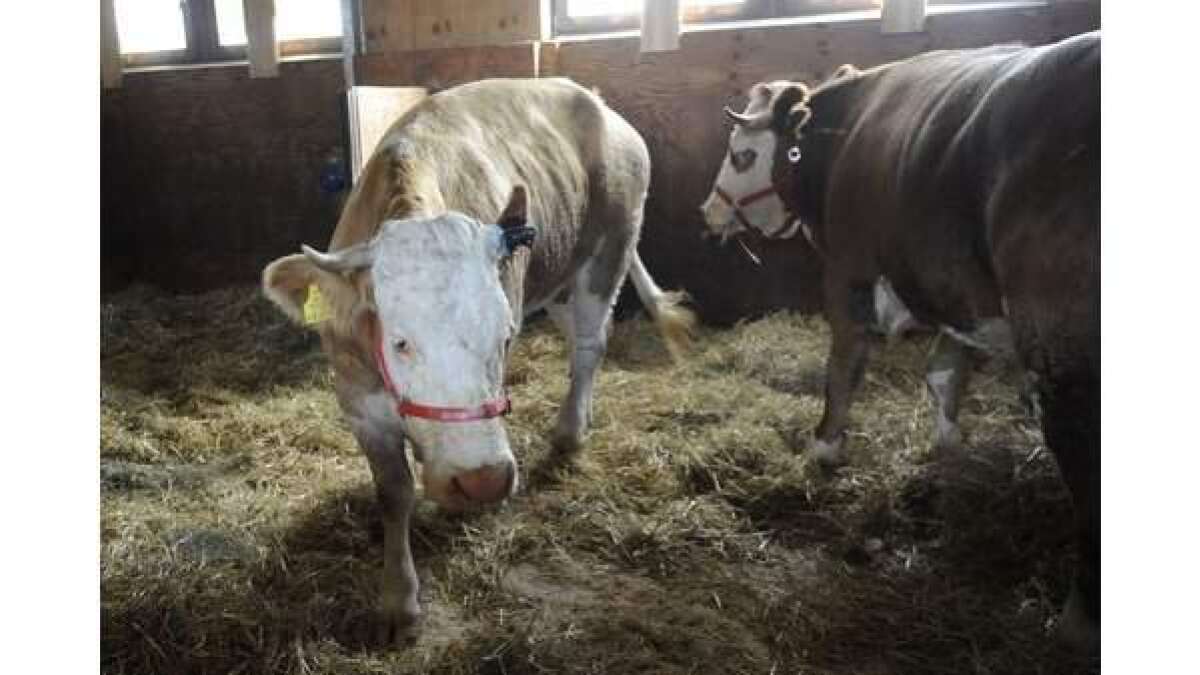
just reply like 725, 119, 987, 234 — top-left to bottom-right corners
813, 281, 874, 466
360, 435, 420, 646
926, 334, 970, 451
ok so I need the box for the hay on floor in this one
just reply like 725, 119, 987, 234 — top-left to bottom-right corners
101, 284, 1096, 675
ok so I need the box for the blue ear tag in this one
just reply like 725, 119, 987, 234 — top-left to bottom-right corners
501, 225, 537, 255
788, 146, 803, 163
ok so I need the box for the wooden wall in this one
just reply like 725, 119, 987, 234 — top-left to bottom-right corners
355, 1, 1101, 323
101, 1, 1100, 317
361, 0, 541, 52
102, 59, 346, 292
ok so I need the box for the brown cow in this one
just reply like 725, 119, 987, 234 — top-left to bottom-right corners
701, 33, 1100, 647
262, 78, 693, 644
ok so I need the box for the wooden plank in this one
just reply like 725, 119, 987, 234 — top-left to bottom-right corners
346, 86, 428, 180
244, 0, 279, 78
641, 0, 680, 53
356, 43, 538, 88
881, 0, 926, 34
103, 60, 345, 292
362, 0, 415, 53
361, 0, 540, 52
341, 0, 360, 87
100, 0, 122, 89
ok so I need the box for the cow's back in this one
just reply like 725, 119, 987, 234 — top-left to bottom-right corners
820, 35, 1099, 329
328, 78, 650, 309
985, 33, 1100, 383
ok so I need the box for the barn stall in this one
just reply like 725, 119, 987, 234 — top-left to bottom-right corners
101, 1, 1101, 673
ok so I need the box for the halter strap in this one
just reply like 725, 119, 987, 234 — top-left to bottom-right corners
715, 184, 781, 231
715, 181, 827, 259
373, 333, 511, 422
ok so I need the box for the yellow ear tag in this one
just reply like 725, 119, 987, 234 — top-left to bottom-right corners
302, 284, 331, 325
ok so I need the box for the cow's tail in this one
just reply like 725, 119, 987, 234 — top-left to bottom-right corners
627, 251, 696, 362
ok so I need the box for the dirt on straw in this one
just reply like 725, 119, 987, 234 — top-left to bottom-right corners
101, 284, 1098, 675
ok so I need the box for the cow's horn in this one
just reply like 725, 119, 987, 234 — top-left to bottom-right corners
301, 242, 374, 274
724, 106, 763, 128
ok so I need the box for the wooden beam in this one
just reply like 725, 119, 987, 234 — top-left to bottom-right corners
641, 0, 680, 53
100, 0, 122, 89
244, 0, 279, 78
356, 43, 538, 89
341, 0, 360, 87
346, 86, 428, 180
881, 0, 927, 34
361, 0, 542, 52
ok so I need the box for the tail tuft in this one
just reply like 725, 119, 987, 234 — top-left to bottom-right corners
651, 290, 697, 363
627, 253, 696, 363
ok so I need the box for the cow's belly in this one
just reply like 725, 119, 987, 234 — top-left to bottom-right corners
941, 318, 1016, 360
872, 276, 921, 336
874, 275, 1016, 360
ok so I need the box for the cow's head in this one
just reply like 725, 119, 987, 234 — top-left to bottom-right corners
261, 187, 537, 511
699, 80, 815, 241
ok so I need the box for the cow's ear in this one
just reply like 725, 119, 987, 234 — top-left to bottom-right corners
831, 64, 860, 81
770, 83, 810, 131
498, 185, 528, 229
262, 252, 361, 330
787, 103, 812, 134
491, 186, 537, 260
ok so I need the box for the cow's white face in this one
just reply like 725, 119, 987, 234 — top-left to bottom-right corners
368, 213, 518, 509
700, 125, 796, 240
264, 188, 536, 512
701, 81, 814, 243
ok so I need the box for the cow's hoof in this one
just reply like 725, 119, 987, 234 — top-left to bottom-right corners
375, 606, 422, 649
932, 427, 964, 454
810, 435, 847, 468
550, 424, 584, 455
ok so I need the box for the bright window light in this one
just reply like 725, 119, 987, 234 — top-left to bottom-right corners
215, 0, 343, 47
567, 1, 745, 18
567, 0, 639, 17
114, 0, 187, 54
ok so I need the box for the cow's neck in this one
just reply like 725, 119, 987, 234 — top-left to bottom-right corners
785, 77, 864, 245
329, 147, 447, 250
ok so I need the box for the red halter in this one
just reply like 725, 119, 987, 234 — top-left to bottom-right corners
714, 184, 780, 231
373, 333, 512, 422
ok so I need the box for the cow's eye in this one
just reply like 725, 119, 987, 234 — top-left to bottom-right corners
731, 148, 757, 172
393, 338, 409, 353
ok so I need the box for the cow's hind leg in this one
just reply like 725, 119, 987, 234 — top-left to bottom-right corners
546, 299, 575, 369
926, 334, 970, 451
551, 251, 631, 453
1039, 365, 1100, 648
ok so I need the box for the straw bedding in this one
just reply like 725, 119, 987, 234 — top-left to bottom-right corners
101, 284, 1097, 674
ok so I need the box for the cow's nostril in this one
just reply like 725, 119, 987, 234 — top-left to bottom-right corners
452, 462, 515, 503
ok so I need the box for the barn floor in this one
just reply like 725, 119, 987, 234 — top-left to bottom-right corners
101, 285, 1099, 675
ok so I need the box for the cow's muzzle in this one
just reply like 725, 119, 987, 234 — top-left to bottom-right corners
450, 461, 516, 504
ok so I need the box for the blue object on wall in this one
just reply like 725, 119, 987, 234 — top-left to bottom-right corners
319, 152, 348, 194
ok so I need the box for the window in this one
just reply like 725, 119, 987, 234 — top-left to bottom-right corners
553, 1, 883, 36
114, 0, 343, 67
214, 0, 343, 52
115, 0, 188, 55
